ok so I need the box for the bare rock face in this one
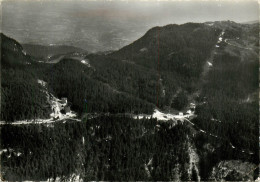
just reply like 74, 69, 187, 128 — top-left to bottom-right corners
209, 160, 256, 181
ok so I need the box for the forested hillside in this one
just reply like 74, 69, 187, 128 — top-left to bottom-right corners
111, 23, 220, 76
1, 117, 193, 181
0, 21, 259, 181
85, 23, 220, 109
1, 34, 51, 121
1, 23, 220, 120
45, 58, 155, 115
193, 22, 259, 180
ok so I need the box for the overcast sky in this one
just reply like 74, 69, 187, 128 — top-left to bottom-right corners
1, 0, 259, 51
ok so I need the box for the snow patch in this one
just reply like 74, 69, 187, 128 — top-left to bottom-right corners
81, 59, 91, 67
140, 47, 148, 52
210, 160, 255, 181
132, 114, 150, 120
209, 133, 218, 138
0, 80, 79, 125
0, 149, 7, 154
37, 79, 47, 87
39, 80, 78, 121
211, 118, 221, 123
218, 37, 223, 43
168, 51, 177, 56
47, 173, 82, 182
200, 129, 206, 133
207, 61, 213, 67
0, 148, 22, 157
187, 141, 201, 181
22, 50, 27, 55
186, 110, 192, 114
217, 30, 225, 44
134, 107, 195, 123
144, 158, 153, 178
162, 89, 166, 96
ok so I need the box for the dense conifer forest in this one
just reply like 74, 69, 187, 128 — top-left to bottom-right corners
1, 117, 192, 181
0, 21, 259, 181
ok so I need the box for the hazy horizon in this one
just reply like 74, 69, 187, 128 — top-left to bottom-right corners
2, 1, 259, 51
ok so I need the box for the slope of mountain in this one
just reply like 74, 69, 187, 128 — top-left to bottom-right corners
1, 34, 52, 122
22, 44, 87, 62
0, 21, 259, 181
111, 23, 220, 75
1, 117, 195, 181
193, 21, 259, 180
84, 23, 221, 111
1, 33, 33, 67
44, 58, 155, 115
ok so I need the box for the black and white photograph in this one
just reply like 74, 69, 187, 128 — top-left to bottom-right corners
0, 0, 259, 181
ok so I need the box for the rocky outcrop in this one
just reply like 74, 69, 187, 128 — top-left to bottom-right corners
209, 160, 256, 181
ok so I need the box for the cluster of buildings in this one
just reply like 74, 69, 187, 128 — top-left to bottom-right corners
51, 97, 71, 119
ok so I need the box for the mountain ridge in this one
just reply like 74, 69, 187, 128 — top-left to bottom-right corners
0, 20, 259, 180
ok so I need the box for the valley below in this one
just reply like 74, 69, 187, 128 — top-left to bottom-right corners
0, 20, 259, 181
